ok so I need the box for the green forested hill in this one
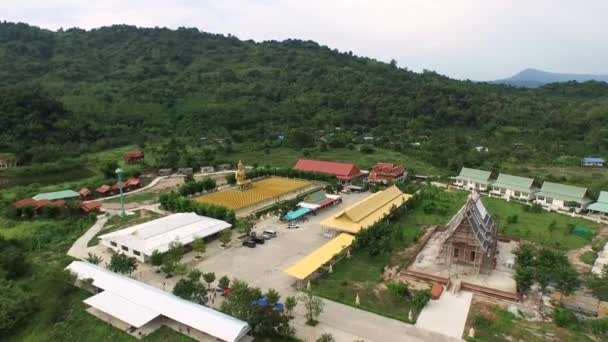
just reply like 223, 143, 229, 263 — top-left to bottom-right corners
1, 22, 608, 168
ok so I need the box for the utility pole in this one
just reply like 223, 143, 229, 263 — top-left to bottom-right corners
115, 168, 126, 217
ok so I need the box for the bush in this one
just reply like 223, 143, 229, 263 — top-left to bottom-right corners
553, 306, 579, 329
589, 317, 608, 335
386, 280, 409, 299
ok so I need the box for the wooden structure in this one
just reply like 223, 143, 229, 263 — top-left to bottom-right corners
124, 150, 144, 164
440, 192, 497, 274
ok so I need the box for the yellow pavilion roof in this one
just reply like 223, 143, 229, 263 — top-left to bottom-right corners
320, 185, 411, 234
285, 233, 355, 280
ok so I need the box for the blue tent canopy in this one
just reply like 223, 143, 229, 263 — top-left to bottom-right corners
283, 208, 311, 221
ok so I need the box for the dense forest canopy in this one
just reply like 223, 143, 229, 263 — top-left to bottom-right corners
1, 22, 608, 167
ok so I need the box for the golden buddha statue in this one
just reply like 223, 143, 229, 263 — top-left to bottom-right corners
235, 160, 252, 189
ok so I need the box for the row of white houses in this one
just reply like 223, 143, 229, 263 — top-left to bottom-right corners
452, 167, 608, 216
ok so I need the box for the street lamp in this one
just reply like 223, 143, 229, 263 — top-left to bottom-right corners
115, 168, 126, 217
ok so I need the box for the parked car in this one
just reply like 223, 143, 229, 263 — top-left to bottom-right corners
287, 223, 299, 229
261, 233, 272, 240
252, 236, 265, 244
263, 230, 277, 237
242, 240, 256, 248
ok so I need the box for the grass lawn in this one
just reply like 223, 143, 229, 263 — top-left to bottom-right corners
470, 305, 592, 342
311, 188, 467, 322
580, 251, 598, 265
482, 196, 598, 250
88, 210, 163, 246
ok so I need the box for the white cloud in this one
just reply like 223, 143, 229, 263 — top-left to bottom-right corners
1, 0, 606, 80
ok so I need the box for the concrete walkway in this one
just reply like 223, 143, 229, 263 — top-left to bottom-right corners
67, 214, 109, 260
416, 291, 472, 340
292, 298, 461, 342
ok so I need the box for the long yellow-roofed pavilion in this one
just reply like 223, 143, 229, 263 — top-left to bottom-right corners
320, 185, 411, 235
285, 233, 355, 281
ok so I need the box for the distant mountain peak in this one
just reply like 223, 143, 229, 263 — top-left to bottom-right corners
493, 68, 608, 88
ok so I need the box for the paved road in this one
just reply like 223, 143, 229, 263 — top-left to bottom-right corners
67, 214, 109, 260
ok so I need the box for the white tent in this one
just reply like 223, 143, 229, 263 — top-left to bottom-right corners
66, 261, 250, 342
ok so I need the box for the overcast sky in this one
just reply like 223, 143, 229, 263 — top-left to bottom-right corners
2, 0, 607, 80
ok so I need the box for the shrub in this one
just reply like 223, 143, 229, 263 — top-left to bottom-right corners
386, 280, 410, 299
553, 306, 579, 329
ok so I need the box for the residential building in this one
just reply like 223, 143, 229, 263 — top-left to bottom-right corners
451, 167, 493, 191
367, 162, 407, 184
66, 261, 251, 342
95, 184, 112, 196
79, 187, 93, 200
33, 190, 80, 201
293, 159, 363, 183
440, 192, 497, 274
320, 185, 411, 236
80, 201, 102, 214
582, 157, 605, 167
99, 213, 232, 262
534, 182, 592, 213
490, 173, 538, 201
124, 150, 145, 164
588, 191, 608, 218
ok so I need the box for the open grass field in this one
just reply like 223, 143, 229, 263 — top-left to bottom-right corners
195, 177, 311, 210
482, 196, 599, 250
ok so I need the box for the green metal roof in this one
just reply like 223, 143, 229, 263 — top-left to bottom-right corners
455, 167, 492, 184
588, 191, 608, 213
492, 173, 537, 193
536, 182, 590, 204
302, 191, 328, 204
33, 190, 80, 201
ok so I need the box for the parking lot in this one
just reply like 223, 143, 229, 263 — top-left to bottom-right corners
131, 191, 372, 296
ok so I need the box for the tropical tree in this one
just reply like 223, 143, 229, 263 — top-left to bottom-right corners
265, 288, 280, 305
202, 272, 216, 290
192, 238, 206, 258
220, 229, 232, 246
218, 275, 230, 290
300, 290, 324, 326
149, 250, 164, 269
284, 296, 297, 317
316, 334, 335, 342
85, 253, 102, 265
108, 253, 138, 275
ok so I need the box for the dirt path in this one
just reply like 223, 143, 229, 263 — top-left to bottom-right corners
567, 224, 608, 273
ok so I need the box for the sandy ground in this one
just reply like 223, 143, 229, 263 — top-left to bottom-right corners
408, 231, 518, 294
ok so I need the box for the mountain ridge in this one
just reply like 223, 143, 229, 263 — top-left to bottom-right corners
493, 68, 608, 88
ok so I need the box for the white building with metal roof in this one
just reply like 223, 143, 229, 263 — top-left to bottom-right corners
66, 261, 251, 341
99, 212, 231, 262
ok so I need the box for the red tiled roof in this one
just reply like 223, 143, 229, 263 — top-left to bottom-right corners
80, 201, 102, 213
125, 178, 141, 187
95, 185, 111, 194
14, 198, 39, 208
293, 159, 362, 180
125, 150, 144, 158
79, 187, 91, 196
14, 198, 66, 209
111, 183, 122, 191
